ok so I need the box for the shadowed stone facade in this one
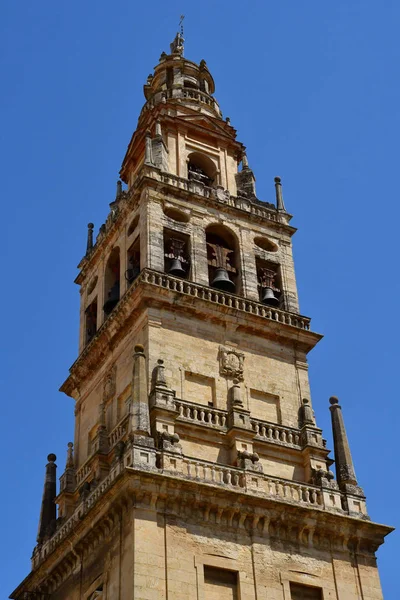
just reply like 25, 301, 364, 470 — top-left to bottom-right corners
11, 31, 392, 600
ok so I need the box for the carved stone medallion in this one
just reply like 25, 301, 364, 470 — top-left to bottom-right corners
219, 346, 244, 380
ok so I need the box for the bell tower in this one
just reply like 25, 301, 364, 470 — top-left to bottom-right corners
11, 31, 392, 600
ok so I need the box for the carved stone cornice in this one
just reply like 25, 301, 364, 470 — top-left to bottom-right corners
61, 270, 321, 397
11, 463, 392, 599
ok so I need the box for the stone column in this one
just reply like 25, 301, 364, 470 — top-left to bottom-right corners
37, 454, 57, 543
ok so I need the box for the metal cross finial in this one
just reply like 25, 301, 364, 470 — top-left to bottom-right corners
179, 14, 185, 36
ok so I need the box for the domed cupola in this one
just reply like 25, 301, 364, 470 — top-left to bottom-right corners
139, 32, 222, 122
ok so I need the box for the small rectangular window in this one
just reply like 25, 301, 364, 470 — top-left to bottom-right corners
290, 582, 323, 600
204, 566, 238, 600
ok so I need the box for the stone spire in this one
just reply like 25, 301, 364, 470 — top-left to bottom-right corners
329, 396, 362, 493
274, 177, 286, 211
86, 222, 94, 255
129, 344, 151, 437
37, 454, 57, 543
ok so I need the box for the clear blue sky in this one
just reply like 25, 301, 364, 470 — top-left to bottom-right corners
1, 1, 398, 597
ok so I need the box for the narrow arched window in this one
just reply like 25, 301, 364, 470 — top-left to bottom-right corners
256, 259, 282, 307
103, 248, 120, 316
126, 236, 140, 286
187, 152, 217, 187
205, 224, 240, 293
85, 297, 97, 344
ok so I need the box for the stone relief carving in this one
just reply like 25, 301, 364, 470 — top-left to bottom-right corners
219, 346, 244, 380
103, 365, 117, 402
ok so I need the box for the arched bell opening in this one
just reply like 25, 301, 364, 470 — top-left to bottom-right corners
256, 258, 282, 307
183, 78, 198, 89
85, 297, 97, 344
164, 228, 190, 279
126, 236, 140, 287
187, 151, 218, 187
103, 248, 120, 316
206, 224, 240, 294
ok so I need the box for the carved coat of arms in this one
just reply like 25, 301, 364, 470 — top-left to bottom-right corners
219, 346, 244, 380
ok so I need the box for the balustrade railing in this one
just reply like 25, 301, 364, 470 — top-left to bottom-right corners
108, 414, 129, 449
182, 88, 216, 108
175, 399, 227, 429
181, 457, 244, 487
251, 419, 301, 446
33, 447, 331, 570
158, 171, 279, 222
75, 459, 92, 486
141, 270, 311, 331
162, 455, 322, 508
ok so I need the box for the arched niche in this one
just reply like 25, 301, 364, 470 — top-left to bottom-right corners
205, 224, 240, 293
103, 247, 120, 316
187, 151, 218, 187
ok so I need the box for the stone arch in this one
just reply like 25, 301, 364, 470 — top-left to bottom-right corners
205, 223, 241, 293
103, 247, 120, 316
187, 151, 218, 187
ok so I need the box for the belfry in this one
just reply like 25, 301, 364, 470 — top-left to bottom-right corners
11, 31, 392, 600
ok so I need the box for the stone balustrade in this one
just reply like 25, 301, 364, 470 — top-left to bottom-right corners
141, 269, 311, 330
182, 88, 216, 108
175, 399, 227, 429
75, 459, 92, 486
157, 170, 280, 223
33, 449, 342, 570
251, 419, 301, 447
108, 414, 129, 449
162, 454, 322, 508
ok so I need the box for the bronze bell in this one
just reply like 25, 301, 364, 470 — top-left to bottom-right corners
261, 286, 279, 306
168, 258, 186, 277
211, 267, 236, 292
103, 281, 120, 315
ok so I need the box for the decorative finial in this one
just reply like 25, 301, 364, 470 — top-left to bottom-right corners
329, 395, 362, 492
37, 454, 57, 543
242, 154, 249, 168
116, 180, 122, 199
66, 442, 74, 469
86, 223, 94, 255
170, 16, 185, 55
154, 359, 167, 387
231, 379, 243, 407
274, 176, 286, 212
299, 398, 314, 426
225, 116, 231, 125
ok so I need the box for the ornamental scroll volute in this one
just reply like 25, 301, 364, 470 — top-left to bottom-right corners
219, 346, 244, 381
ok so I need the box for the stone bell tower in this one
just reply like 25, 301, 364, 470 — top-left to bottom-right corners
11, 31, 392, 600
